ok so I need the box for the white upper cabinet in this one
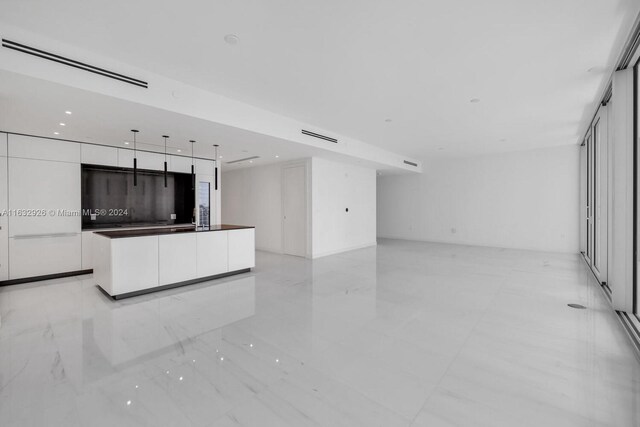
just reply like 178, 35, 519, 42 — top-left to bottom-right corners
118, 149, 165, 171
169, 155, 192, 173
81, 144, 118, 166
195, 158, 215, 176
8, 134, 80, 163
117, 148, 135, 168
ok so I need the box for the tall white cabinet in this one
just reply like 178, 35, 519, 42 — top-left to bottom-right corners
7, 135, 82, 279
0, 133, 8, 280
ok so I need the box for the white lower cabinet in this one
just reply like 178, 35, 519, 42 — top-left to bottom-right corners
95, 228, 255, 298
228, 229, 256, 271
196, 231, 228, 277
110, 236, 159, 295
159, 233, 197, 285
9, 234, 81, 279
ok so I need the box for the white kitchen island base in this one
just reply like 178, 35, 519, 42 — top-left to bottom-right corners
93, 225, 255, 299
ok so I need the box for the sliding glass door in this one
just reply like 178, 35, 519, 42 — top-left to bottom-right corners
582, 106, 609, 286
585, 130, 594, 266
636, 61, 640, 317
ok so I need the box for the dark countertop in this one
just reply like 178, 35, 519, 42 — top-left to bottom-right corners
83, 222, 193, 231
94, 224, 255, 239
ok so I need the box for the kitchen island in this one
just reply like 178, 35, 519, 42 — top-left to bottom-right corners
93, 224, 255, 299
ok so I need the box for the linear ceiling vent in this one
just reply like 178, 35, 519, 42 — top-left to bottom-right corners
403, 160, 418, 167
226, 156, 260, 165
301, 129, 338, 143
1, 38, 148, 88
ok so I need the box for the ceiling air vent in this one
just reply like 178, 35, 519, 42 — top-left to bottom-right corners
226, 156, 260, 165
301, 129, 338, 143
1, 38, 148, 88
403, 160, 418, 167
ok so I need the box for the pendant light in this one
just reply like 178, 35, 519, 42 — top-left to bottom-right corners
213, 144, 219, 191
190, 140, 196, 190
162, 135, 169, 188
131, 129, 139, 186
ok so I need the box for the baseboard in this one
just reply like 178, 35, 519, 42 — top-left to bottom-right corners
0, 269, 93, 286
616, 311, 640, 363
255, 245, 283, 254
579, 252, 611, 301
377, 235, 577, 254
578, 254, 640, 363
100, 268, 252, 300
311, 241, 377, 259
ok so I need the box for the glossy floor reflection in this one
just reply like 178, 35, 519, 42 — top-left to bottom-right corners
1, 239, 639, 426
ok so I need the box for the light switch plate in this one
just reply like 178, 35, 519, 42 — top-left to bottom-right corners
170, 213, 177, 220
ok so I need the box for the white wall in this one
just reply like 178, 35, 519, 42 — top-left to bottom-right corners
311, 157, 377, 258
223, 157, 377, 258
377, 145, 580, 253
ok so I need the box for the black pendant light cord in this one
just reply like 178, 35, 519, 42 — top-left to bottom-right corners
214, 144, 219, 191
162, 135, 169, 188
190, 140, 196, 191
131, 129, 139, 186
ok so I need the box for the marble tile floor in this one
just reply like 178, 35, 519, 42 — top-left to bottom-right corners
1, 238, 639, 426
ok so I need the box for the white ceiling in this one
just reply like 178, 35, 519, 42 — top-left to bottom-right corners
0, 70, 389, 171
1, 0, 639, 158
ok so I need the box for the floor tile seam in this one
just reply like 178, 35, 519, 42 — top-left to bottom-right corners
408, 275, 510, 423
257, 362, 415, 425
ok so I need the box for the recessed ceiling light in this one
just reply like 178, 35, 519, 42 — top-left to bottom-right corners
65, 111, 72, 115
470, 98, 480, 103
249, 160, 253, 163
275, 155, 279, 158
53, 132, 59, 135
59, 122, 66, 126
124, 142, 129, 145
177, 149, 181, 152
224, 34, 239, 45
219, 155, 223, 159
